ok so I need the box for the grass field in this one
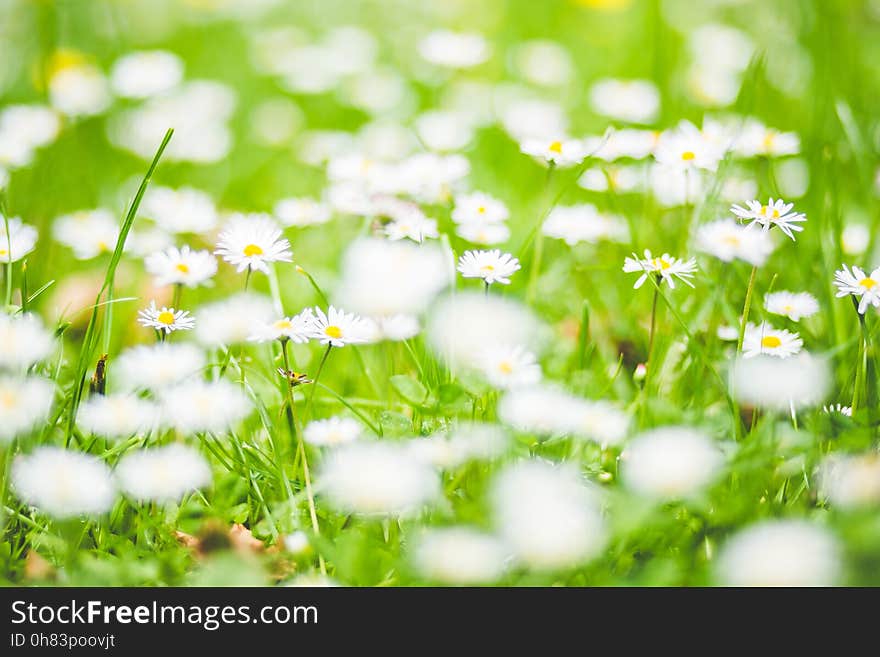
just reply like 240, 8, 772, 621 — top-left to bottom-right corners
1, 0, 880, 586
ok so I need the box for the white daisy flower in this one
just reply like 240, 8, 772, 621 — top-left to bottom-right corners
457, 249, 521, 286
736, 119, 800, 158
822, 403, 852, 417
497, 384, 581, 437
833, 264, 880, 314
568, 400, 631, 448
77, 393, 157, 440
623, 249, 698, 289
319, 442, 441, 517
137, 301, 195, 335
114, 343, 206, 393
371, 314, 420, 342
418, 30, 490, 69
304, 416, 363, 446
456, 221, 511, 245
159, 379, 251, 434
414, 110, 475, 152
110, 50, 183, 99
730, 198, 806, 240
520, 137, 587, 168
248, 309, 315, 344
742, 322, 803, 359
115, 444, 212, 503
308, 306, 373, 348
140, 186, 218, 234
819, 453, 880, 508
542, 204, 628, 246
412, 527, 509, 585
48, 64, 111, 117
195, 293, 275, 347
384, 212, 439, 243
283, 530, 311, 556
12, 447, 116, 518
588, 78, 660, 124
695, 218, 775, 267
477, 344, 541, 390
621, 427, 724, 499
274, 197, 332, 227
408, 423, 510, 469
764, 291, 819, 321
716, 520, 840, 587
654, 120, 723, 171
145, 245, 217, 288
0, 216, 38, 263
53, 209, 119, 259
215, 214, 292, 274
0, 312, 54, 370
451, 192, 509, 225
841, 224, 870, 256
730, 353, 830, 412
0, 376, 54, 443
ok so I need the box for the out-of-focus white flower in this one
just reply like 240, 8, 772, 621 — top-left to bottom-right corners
145, 245, 217, 288
304, 416, 363, 446
621, 427, 724, 499
137, 301, 195, 335
735, 119, 800, 158
274, 197, 332, 227
731, 353, 830, 412
585, 129, 658, 162
513, 40, 573, 87
335, 238, 451, 318
764, 291, 819, 321
497, 384, 579, 437
0, 105, 60, 168
589, 78, 659, 124
159, 380, 251, 434
283, 530, 311, 555
114, 343, 206, 393
251, 98, 304, 147
568, 401, 630, 448
491, 460, 606, 571
413, 527, 509, 584
578, 165, 643, 194
716, 520, 841, 586
215, 214, 292, 275
110, 50, 184, 99
841, 224, 870, 256
408, 423, 510, 470
500, 98, 569, 141
0, 216, 38, 263
0, 376, 54, 443
140, 186, 218, 234
0, 313, 54, 370
819, 454, 880, 508
521, 137, 587, 168
649, 164, 704, 207
623, 249, 698, 289
319, 443, 440, 517
415, 110, 475, 152
542, 204, 628, 246
248, 309, 314, 344
49, 64, 111, 117
385, 211, 439, 244
477, 344, 541, 390
695, 219, 775, 267
456, 221, 511, 245
370, 314, 420, 342
116, 444, 212, 503
12, 447, 115, 518
77, 394, 157, 440
833, 264, 880, 314
195, 293, 275, 347
427, 293, 541, 371
418, 30, 490, 69
654, 121, 723, 172
53, 209, 119, 259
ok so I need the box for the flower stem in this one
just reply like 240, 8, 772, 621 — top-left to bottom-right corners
304, 343, 332, 423
172, 283, 182, 309
736, 265, 758, 355
852, 305, 868, 414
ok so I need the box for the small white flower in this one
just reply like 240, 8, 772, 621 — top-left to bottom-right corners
695, 218, 775, 266
841, 224, 870, 256
543, 204, 628, 246
730, 198, 806, 241
730, 353, 830, 412
456, 221, 511, 245
0, 312, 54, 370
457, 249, 521, 286
520, 137, 587, 167
621, 427, 724, 499
304, 416, 363, 446
418, 30, 490, 69
274, 197, 332, 227
145, 245, 217, 288
654, 120, 723, 171
819, 453, 880, 508
248, 309, 314, 343
159, 380, 251, 434
137, 301, 195, 334
77, 394, 157, 440
48, 65, 111, 117
408, 423, 510, 469
0, 216, 38, 263
822, 403, 852, 417
140, 186, 218, 234
623, 249, 698, 289
833, 264, 880, 314
477, 344, 541, 390
110, 50, 184, 99
764, 291, 819, 321
568, 401, 630, 448
588, 78, 660, 124
53, 209, 119, 259
742, 322, 803, 359
114, 343, 206, 393
0, 376, 54, 443
116, 444, 212, 503
384, 212, 439, 243
716, 520, 840, 586
12, 447, 115, 518
451, 192, 509, 225
413, 528, 509, 585
308, 306, 373, 347
371, 314, 420, 342
214, 214, 292, 274
195, 293, 275, 347
736, 119, 800, 158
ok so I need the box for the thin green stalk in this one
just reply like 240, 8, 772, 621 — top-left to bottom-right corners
304, 343, 332, 422
736, 265, 759, 355
852, 306, 868, 414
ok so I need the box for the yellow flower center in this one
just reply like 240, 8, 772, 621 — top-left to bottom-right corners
1, 389, 16, 409
325, 325, 343, 339
681, 151, 696, 161
722, 235, 740, 246
274, 319, 292, 330
761, 335, 782, 349
97, 240, 109, 252
157, 311, 176, 325
859, 278, 877, 289
481, 264, 495, 272
175, 263, 190, 274
477, 206, 486, 214
762, 132, 776, 150
243, 243, 263, 257
548, 141, 563, 154
651, 258, 672, 270
0, 249, 7, 256
498, 361, 513, 374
